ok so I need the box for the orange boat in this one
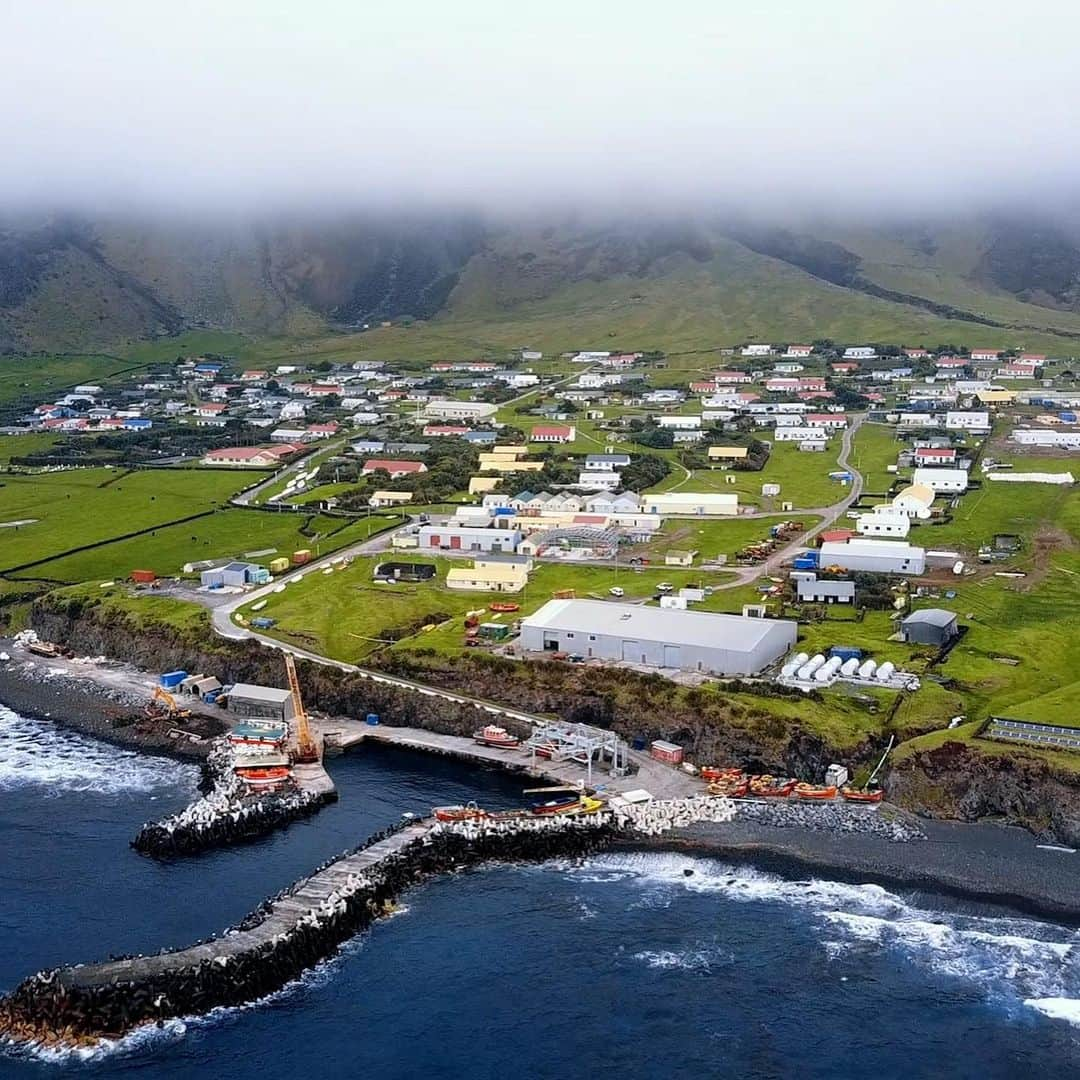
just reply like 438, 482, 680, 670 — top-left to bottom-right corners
708, 777, 749, 798
749, 775, 798, 798
793, 783, 838, 800
235, 765, 292, 788
473, 725, 521, 749
434, 802, 488, 822
701, 766, 743, 782
841, 787, 884, 804
489, 602, 520, 613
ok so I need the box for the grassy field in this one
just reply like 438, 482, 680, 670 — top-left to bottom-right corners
640, 514, 823, 562
0, 433, 63, 463
0, 468, 251, 571
10, 508, 398, 583
240, 555, 737, 663
649, 442, 847, 509
847, 423, 902, 492
251, 440, 352, 505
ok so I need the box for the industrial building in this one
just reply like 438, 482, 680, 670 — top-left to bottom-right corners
227, 684, 296, 724
818, 538, 926, 575
445, 558, 529, 592
792, 572, 855, 604
519, 599, 797, 675
423, 400, 498, 421
640, 492, 738, 516
417, 524, 521, 553
901, 608, 960, 646
200, 562, 271, 588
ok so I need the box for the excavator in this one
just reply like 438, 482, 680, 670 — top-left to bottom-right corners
283, 652, 320, 764
145, 686, 191, 721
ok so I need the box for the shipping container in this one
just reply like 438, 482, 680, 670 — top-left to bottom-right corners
130, 569, 157, 584
269, 557, 290, 574
829, 646, 863, 661
650, 740, 684, 765
159, 670, 187, 689
291, 549, 313, 565
1061, 411, 1077, 423
478, 622, 511, 641
792, 552, 819, 570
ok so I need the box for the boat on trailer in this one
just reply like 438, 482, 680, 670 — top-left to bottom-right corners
473, 725, 521, 749
433, 802, 489, 822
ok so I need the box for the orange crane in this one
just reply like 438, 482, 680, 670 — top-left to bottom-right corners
283, 652, 320, 763
146, 686, 191, 720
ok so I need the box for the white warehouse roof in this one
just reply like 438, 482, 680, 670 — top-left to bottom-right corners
521, 598, 793, 652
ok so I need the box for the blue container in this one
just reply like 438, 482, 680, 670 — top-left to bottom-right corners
493, 507, 515, 516
632, 737, 647, 751
366, 713, 380, 726
829, 646, 862, 662
160, 670, 187, 689
1060, 411, 1077, 423
203, 690, 220, 704
793, 552, 819, 570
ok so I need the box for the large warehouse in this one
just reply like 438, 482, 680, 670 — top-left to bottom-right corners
519, 599, 797, 675
818, 538, 926, 575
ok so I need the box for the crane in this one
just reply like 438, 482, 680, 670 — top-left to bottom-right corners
283, 652, 320, 763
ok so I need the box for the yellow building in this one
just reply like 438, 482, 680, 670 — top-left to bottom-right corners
975, 390, 1016, 405
708, 446, 748, 463
478, 455, 544, 472
468, 475, 501, 494
445, 561, 528, 593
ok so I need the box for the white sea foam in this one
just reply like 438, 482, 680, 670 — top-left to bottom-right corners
569, 851, 1080, 1026
0, 704, 197, 796
634, 944, 733, 973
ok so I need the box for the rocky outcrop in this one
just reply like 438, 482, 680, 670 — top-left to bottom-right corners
888, 740, 1080, 845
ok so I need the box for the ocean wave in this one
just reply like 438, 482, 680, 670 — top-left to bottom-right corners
569, 852, 1080, 1026
0, 704, 197, 796
633, 944, 734, 973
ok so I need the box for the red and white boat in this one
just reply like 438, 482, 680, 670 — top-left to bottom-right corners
473, 725, 520, 749
235, 765, 292, 788
841, 787, 884, 804
793, 783, 838, 800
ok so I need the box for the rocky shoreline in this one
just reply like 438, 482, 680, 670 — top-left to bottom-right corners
2, 643, 1079, 922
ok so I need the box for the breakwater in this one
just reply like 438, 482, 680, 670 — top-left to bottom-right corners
131, 741, 328, 858
0, 797, 736, 1049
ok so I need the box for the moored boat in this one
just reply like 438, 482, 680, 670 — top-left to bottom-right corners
841, 787, 884, 803
228, 721, 288, 748
708, 777, 749, 798
489, 602, 520, 613
529, 792, 585, 815
433, 802, 488, 822
793, 783, 838, 800
235, 765, 292, 788
700, 766, 743, 782
473, 724, 521, 749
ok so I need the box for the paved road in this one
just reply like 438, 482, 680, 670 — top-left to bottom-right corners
232, 434, 354, 506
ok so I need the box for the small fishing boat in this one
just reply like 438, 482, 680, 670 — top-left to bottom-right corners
235, 765, 292, 787
793, 783, 838, 800
530, 741, 559, 759
708, 778, 749, 798
529, 792, 585, 815
228, 722, 288, 747
565, 795, 605, 815
700, 766, 743, 782
841, 787, 884, 804
489, 602, 520, 613
434, 802, 488, 822
473, 725, 520, 749
749, 775, 798, 798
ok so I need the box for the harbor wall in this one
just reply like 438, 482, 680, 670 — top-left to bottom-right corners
0, 816, 617, 1049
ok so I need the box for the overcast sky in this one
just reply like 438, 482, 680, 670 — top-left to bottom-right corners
3, 0, 1078, 217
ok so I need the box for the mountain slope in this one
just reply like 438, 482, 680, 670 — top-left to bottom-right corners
4, 213, 1080, 356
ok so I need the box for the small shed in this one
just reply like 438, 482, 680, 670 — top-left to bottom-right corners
901, 608, 959, 646
650, 740, 684, 765
664, 550, 696, 567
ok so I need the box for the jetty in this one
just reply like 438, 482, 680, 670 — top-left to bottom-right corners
0, 797, 735, 1049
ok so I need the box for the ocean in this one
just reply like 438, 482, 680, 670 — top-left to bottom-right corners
1, 703, 1079, 1078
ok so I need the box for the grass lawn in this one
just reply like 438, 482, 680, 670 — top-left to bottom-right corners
0, 433, 63, 463
241, 555, 737, 663
251, 440, 352, 505
47, 582, 216, 638
12, 509, 398, 583
0, 468, 252, 572
647, 442, 846, 509
639, 514, 822, 562
847, 422, 902, 493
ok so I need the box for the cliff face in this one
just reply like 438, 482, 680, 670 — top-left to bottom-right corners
888, 740, 1080, 845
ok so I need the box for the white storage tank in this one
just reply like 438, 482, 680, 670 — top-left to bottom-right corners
876, 661, 896, 682
814, 657, 842, 683
792, 652, 809, 668
805, 654, 826, 674
840, 657, 860, 677
796, 662, 816, 681
857, 659, 877, 679
781, 658, 802, 678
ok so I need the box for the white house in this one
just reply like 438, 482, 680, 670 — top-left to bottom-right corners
913, 447, 958, 467
1012, 428, 1080, 449
656, 415, 702, 429
945, 411, 990, 432
577, 470, 620, 490
856, 509, 911, 538
584, 453, 631, 471
783, 344, 813, 358
892, 484, 936, 519
970, 349, 1000, 362
912, 467, 969, 493
773, 426, 824, 442
774, 362, 804, 374
741, 344, 773, 357
640, 493, 739, 516
805, 413, 847, 430
844, 346, 877, 360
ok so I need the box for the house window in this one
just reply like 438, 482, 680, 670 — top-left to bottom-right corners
566, 633, 574, 639
589, 635, 596, 641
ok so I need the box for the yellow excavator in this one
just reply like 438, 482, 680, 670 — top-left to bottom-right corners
145, 686, 191, 720
283, 652, 320, 763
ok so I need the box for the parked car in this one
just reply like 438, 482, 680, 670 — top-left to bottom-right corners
657, 582, 675, 593
609, 586, 625, 597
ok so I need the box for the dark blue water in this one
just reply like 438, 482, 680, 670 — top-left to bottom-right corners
2, 704, 1079, 1078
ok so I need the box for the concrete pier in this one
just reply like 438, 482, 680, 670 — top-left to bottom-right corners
323, 720, 701, 800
